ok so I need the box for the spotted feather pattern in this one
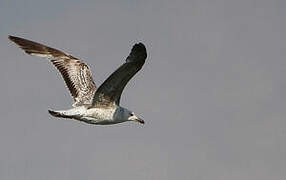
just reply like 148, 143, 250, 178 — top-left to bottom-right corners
9, 36, 96, 106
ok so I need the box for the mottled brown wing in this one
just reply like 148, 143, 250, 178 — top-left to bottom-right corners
9, 36, 96, 106
92, 42, 147, 107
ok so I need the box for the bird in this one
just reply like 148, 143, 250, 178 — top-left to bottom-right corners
9, 35, 147, 125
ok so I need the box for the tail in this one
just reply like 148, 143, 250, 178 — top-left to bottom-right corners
48, 110, 71, 119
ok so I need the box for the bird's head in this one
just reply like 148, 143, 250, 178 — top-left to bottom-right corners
115, 107, 145, 124
127, 111, 145, 124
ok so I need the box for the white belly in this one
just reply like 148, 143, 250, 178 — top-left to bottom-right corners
79, 107, 124, 125
53, 106, 125, 125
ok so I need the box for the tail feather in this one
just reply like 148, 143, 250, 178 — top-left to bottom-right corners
48, 110, 70, 118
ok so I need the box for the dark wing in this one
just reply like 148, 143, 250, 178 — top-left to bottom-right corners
9, 36, 96, 107
92, 42, 147, 107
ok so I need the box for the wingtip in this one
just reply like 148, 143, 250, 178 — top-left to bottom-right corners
8, 35, 23, 44
133, 42, 146, 50
128, 42, 147, 61
8, 35, 15, 41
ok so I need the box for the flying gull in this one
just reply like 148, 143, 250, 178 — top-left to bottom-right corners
9, 36, 146, 125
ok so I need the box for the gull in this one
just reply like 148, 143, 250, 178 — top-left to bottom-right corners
9, 36, 146, 125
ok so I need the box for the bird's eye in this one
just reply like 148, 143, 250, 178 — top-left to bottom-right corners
129, 112, 134, 116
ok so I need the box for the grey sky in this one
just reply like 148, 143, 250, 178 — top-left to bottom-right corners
1, 0, 286, 179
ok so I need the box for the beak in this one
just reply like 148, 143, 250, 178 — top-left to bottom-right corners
136, 117, 145, 124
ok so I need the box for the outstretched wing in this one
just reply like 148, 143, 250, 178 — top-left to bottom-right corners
9, 36, 96, 107
92, 42, 147, 107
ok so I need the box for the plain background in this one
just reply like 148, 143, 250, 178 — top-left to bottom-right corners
1, 0, 286, 179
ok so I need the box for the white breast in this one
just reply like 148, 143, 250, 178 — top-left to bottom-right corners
86, 107, 117, 121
